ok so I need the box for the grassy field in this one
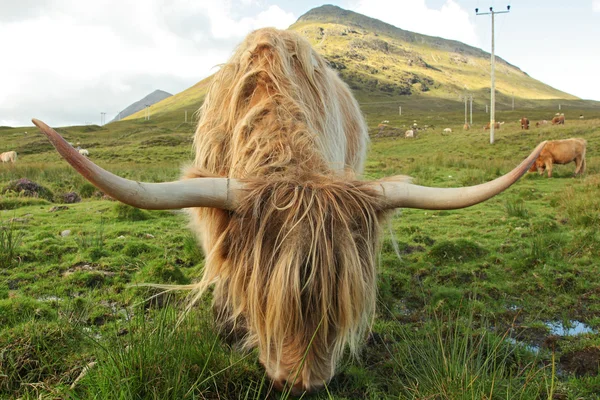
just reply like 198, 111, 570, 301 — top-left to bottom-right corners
1, 110, 600, 399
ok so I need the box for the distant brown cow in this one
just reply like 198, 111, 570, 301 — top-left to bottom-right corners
529, 138, 586, 177
483, 122, 500, 130
551, 114, 565, 125
463, 123, 470, 130
520, 117, 529, 130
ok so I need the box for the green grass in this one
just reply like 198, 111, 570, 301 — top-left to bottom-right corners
1, 107, 600, 398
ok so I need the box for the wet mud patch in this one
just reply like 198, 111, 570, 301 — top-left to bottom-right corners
560, 347, 600, 377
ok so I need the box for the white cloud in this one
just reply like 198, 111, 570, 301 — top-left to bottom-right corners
594, 0, 600, 12
0, 0, 296, 127
351, 0, 480, 48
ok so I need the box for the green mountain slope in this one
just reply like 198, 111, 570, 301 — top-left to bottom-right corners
292, 5, 575, 101
126, 4, 586, 122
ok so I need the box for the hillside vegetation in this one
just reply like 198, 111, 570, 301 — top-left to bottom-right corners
125, 4, 598, 124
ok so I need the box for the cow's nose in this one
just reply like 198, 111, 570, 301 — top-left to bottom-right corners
271, 377, 310, 396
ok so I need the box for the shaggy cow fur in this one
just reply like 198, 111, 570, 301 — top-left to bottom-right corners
0, 151, 17, 163
180, 28, 385, 393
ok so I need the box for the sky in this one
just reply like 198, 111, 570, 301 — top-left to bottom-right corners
1, 0, 599, 127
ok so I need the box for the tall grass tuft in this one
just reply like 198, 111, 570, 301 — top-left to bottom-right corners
390, 309, 552, 399
74, 302, 263, 399
74, 217, 107, 260
0, 220, 23, 268
505, 198, 530, 219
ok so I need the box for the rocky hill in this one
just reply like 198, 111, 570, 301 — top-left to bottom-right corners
111, 89, 172, 122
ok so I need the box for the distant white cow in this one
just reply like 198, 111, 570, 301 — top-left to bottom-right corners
78, 149, 89, 157
381, 120, 389, 124
405, 129, 414, 138
1, 151, 18, 163
443, 128, 452, 133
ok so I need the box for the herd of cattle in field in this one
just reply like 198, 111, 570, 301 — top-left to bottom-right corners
373, 112, 588, 178
0, 144, 89, 165
4, 113, 587, 179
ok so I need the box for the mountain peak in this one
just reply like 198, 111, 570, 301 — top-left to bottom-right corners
111, 90, 173, 123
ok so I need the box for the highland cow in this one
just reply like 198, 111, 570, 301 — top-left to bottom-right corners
529, 138, 586, 177
0, 151, 17, 163
32, 28, 546, 395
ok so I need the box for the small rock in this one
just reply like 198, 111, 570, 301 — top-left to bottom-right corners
117, 235, 126, 239
144, 233, 155, 239
49, 206, 69, 212
62, 192, 81, 204
60, 229, 72, 237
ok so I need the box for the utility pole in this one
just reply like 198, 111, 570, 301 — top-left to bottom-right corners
100, 112, 106, 126
144, 104, 150, 121
469, 94, 473, 125
476, 5, 510, 144
398, 106, 402, 116
464, 94, 468, 125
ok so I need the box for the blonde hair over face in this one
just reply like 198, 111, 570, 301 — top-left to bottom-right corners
183, 28, 383, 392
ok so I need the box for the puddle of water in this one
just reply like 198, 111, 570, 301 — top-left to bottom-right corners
503, 320, 596, 355
505, 337, 540, 354
546, 320, 595, 336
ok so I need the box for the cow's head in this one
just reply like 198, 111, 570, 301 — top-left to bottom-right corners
529, 157, 546, 174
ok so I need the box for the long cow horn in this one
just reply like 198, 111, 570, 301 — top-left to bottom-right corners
32, 119, 241, 210
374, 141, 546, 210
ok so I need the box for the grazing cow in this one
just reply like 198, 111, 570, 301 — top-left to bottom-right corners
483, 122, 500, 130
404, 129, 414, 138
551, 114, 565, 125
529, 138, 586, 178
0, 151, 17, 163
579, 114, 584, 119
520, 117, 529, 130
78, 149, 89, 157
381, 120, 390, 124
463, 123, 470, 131
443, 128, 452, 133
559, 114, 565, 125
32, 28, 546, 395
